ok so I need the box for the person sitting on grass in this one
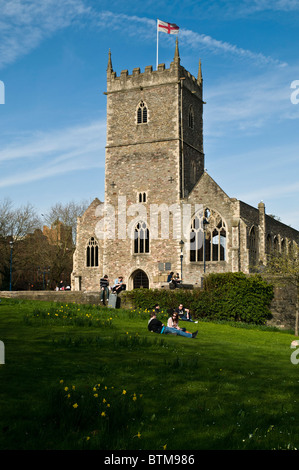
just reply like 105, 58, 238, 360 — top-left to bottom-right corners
175, 303, 198, 323
148, 312, 198, 338
167, 309, 191, 334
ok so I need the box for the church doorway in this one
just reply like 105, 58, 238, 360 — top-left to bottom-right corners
132, 269, 149, 289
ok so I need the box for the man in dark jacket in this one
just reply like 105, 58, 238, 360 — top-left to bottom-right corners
148, 312, 198, 338
100, 275, 109, 303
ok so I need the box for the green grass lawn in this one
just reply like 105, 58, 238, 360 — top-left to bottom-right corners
0, 298, 299, 450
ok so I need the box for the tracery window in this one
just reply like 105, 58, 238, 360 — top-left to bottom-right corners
137, 101, 148, 124
86, 237, 99, 267
134, 222, 149, 254
190, 208, 226, 262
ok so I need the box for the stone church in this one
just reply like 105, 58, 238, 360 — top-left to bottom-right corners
71, 39, 299, 292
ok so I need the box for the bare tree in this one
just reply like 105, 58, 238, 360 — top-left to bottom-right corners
42, 200, 90, 243
0, 198, 42, 289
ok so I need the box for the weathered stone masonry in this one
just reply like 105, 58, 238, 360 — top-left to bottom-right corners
71, 40, 299, 292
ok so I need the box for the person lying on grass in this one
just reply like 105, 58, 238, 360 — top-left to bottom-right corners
148, 312, 198, 338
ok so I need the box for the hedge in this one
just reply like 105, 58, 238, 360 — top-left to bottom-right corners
121, 272, 274, 325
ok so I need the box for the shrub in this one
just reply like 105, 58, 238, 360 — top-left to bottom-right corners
121, 273, 274, 325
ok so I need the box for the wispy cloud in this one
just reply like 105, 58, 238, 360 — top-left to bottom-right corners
94, 10, 287, 67
180, 28, 287, 68
0, 120, 106, 188
235, 0, 299, 14
0, 0, 91, 69
203, 65, 299, 137
0, 1, 288, 70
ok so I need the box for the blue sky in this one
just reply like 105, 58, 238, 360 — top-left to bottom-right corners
0, 0, 299, 230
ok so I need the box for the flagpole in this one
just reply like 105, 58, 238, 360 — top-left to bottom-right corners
156, 19, 159, 70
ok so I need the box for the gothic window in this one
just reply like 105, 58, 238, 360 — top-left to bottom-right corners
273, 236, 279, 253
86, 237, 99, 267
266, 234, 272, 254
137, 101, 148, 124
249, 226, 258, 267
138, 192, 147, 203
188, 105, 194, 129
134, 222, 149, 254
190, 208, 226, 262
281, 238, 286, 255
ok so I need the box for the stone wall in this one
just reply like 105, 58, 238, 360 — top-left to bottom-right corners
1, 279, 297, 331
0, 290, 103, 305
264, 276, 298, 330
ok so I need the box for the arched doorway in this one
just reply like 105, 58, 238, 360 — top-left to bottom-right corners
132, 269, 149, 289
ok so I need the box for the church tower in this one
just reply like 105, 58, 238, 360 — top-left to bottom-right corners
102, 39, 205, 288
105, 38, 204, 206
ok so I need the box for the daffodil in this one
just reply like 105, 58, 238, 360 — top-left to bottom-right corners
73, 403, 78, 409
101, 411, 106, 417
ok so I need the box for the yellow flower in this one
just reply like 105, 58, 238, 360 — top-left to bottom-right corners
86, 436, 90, 441
137, 432, 141, 439
103, 398, 106, 403
73, 403, 78, 408
163, 444, 167, 450
72, 385, 75, 390
64, 387, 68, 391
67, 393, 70, 398
93, 387, 97, 392
107, 403, 110, 407
133, 396, 137, 401
94, 393, 98, 398
122, 390, 126, 395
59, 380, 64, 384
101, 411, 106, 417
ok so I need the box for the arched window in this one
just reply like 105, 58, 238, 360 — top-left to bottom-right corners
281, 238, 286, 255
266, 234, 272, 254
273, 236, 279, 253
137, 101, 148, 124
86, 237, 99, 267
188, 105, 194, 129
138, 192, 147, 203
190, 208, 226, 262
134, 222, 149, 254
249, 226, 258, 267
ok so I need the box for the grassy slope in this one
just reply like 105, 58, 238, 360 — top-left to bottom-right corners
0, 298, 298, 450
